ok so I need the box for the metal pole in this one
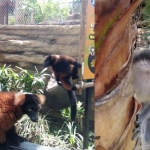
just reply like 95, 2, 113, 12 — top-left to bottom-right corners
5, 2, 8, 25
83, 79, 92, 150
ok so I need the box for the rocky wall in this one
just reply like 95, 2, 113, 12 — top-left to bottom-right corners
0, 25, 80, 71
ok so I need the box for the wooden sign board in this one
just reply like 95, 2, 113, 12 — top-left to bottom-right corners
83, 0, 95, 79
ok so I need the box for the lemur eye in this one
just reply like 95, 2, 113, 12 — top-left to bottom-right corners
28, 109, 32, 112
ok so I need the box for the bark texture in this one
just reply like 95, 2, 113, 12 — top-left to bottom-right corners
95, 0, 142, 149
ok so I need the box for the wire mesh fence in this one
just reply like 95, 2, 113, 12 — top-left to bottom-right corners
0, 0, 81, 25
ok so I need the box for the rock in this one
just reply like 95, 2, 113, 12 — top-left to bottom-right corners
0, 25, 80, 71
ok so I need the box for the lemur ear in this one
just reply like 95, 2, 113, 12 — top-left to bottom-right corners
14, 93, 26, 106
36, 94, 45, 105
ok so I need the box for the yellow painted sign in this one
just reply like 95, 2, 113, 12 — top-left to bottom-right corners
83, 0, 94, 79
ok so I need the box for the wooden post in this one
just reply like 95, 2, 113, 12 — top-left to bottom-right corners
77, 0, 87, 95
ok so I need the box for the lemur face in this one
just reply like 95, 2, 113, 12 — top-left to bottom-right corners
43, 56, 52, 67
22, 94, 43, 122
25, 104, 40, 122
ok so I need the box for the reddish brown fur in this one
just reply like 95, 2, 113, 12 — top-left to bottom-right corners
0, 92, 45, 144
51, 65, 75, 90
51, 55, 76, 65
0, 92, 24, 143
44, 54, 80, 91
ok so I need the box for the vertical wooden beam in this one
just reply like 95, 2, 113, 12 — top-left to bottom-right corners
77, 0, 87, 95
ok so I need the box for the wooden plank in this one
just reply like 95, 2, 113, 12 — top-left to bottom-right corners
77, 0, 87, 95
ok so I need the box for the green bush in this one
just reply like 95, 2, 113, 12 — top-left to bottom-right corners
61, 101, 85, 130
0, 64, 19, 91
0, 64, 49, 93
15, 114, 69, 148
0, 64, 94, 149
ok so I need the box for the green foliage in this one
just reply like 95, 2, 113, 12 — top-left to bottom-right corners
0, 65, 19, 91
15, 66, 49, 93
57, 122, 83, 149
15, 114, 68, 148
0, 64, 93, 149
135, 0, 150, 29
9, 18, 15, 25
142, 0, 150, 20
22, 0, 43, 23
0, 64, 49, 93
22, 0, 70, 23
16, 114, 50, 144
61, 101, 85, 130
16, 114, 87, 149
61, 107, 71, 122
60, 102, 94, 149
76, 101, 84, 130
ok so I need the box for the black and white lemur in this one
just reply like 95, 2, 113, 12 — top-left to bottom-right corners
43, 54, 82, 121
132, 49, 150, 141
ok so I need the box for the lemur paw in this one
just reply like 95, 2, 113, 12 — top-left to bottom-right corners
57, 81, 62, 86
72, 75, 79, 80
17, 136, 28, 143
9, 136, 27, 145
132, 114, 142, 140
72, 85, 77, 91
75, 61, 82, 68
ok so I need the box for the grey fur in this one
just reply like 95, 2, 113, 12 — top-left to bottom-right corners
133, 50, 150, 149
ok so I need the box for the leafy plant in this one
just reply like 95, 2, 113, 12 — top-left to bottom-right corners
15, 66, 49, 94
22, 0, 43, 23
9, 18, 15, 25
61, 107, 71, 122
0, 64, 49, 94
61, 101, 85, 130
21, 0, 70, 23
76, 101, 84, 130
0, 64, 19, 91
15, 114, 68, 148
0, 64, 93, 149
57, 122, 83, 150
16, 114, 93, 149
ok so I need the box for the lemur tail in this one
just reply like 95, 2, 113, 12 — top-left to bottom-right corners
67, 90, 77, 121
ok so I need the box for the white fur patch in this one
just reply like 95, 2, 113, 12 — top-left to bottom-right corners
14, 93, 25, 106
133, 60, 150, 102
55, 55, 60, 59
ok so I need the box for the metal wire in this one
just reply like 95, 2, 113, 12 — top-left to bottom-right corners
0, 0, 81, 25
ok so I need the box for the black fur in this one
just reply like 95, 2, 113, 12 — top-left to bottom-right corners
74, 61, 82, 68
71, 66, 79, 80
22, 94, 41, 122
133, 50, 150, 63
67, 90, 77, 121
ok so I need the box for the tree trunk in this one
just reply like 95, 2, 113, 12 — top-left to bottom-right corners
95, 0, 142, 149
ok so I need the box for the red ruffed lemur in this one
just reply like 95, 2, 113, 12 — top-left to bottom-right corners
43, 54, 82, 121
0, 92, 45, 149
